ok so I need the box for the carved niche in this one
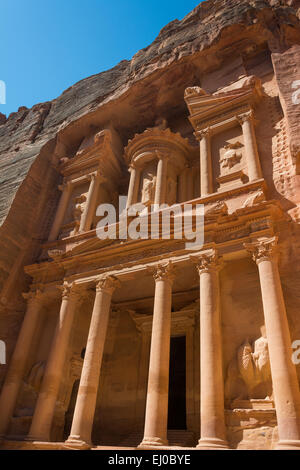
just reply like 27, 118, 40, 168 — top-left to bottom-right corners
225, 334, 273, 409
124, 127, 193, 206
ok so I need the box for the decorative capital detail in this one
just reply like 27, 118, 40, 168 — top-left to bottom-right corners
194, 127, 211, 141
191, 249, 223, 274
58, 282, 82, 300
95, 275, 121, 293
22, 286, 44, 304
149, 261, 175, 284
236, 110, 254, 126
155, 150, 170, 161
244, 236, 278, 264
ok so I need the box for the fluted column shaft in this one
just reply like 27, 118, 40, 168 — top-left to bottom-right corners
48, 182, 72, 241
194, 250, 228, 449
245, 237, 300, 450
127, 165, 141, 208
67, 276, 120, 446
154, 155, 168, 206
196, 128, 213, 197
0, 288, 44, 436
28, 283, 80, 441
139, 263, 174, 447
238, 111, 262, 181
79, 174, 101, 233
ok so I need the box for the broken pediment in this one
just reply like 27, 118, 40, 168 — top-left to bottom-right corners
184, 75, 263, 131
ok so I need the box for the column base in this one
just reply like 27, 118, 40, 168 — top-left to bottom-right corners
65, 437, 91, 450
196, 438, 229, 450
275, 440, 300, 450
138, 437, 168, 448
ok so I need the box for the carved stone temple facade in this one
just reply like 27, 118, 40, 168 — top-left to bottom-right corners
1, 0, 300, 451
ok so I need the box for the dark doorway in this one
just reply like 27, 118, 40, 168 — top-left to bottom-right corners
168, 336, 187, 430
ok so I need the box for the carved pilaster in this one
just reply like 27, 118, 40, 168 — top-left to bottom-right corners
236, 109, 262, 181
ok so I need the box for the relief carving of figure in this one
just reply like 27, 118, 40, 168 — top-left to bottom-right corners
220, 141, 243, 170
141, 174, 156, 205
71, 194, 86, 235
225, 331, 273, 407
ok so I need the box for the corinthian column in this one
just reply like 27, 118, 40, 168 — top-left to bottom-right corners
154, 154, 169, 206
195, 128, 213, 197
139, 263, 175, 448
79, 174, 102, 233
126, 164, 142, 208
193, 250, 228, 449
66, 276, 120, 447
0, 288, 44, 437
27, 282, 81, 442
244, 237, 300, 450
48, 182, 72, 241
237, 111, 262, 181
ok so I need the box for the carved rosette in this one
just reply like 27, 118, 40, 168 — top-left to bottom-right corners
150, 262, 175, 285
194, 127, 211, 142
95, 275, 121, 294
244, 236, 278, 265
192, 249, 223, 275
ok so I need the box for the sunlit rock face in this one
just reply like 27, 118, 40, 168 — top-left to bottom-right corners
1, 0, 300, 451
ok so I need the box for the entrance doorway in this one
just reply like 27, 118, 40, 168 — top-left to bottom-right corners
168, 336, 187, 430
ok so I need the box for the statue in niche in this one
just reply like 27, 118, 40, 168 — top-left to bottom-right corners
220, 141, 243, 171
141, 174, 156, 206
14, 361, 46, 417
26, 360, 46, 391
167, 176, 177, 205
225, 329, 273, 408
71, 194, 86, 235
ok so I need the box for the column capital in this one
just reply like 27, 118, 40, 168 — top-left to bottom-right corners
90, 172, 106, 183
194, 127, 211, 141
58, 181, 72, 192
191, 249, 223, 275
58, 282, 83, 300
149, 261, 175, 284
236, 110, 254, 126
95, 275, 121, 294
22, 286, 45, 305
244, 236, 278, 264
154, 150, 170, 161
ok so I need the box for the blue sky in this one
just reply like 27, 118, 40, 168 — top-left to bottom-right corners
0, 0, 202, 116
